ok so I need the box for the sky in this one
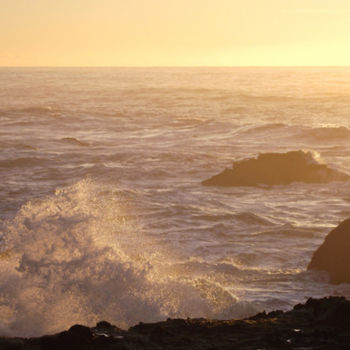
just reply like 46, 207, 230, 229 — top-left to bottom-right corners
1, 0, 350, 66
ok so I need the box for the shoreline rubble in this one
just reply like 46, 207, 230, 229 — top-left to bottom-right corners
1, 296, 350, 349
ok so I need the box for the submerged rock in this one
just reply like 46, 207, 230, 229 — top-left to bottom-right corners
202, 150, 350, 187
1, 297, 350, 349
308, 219, 350, 284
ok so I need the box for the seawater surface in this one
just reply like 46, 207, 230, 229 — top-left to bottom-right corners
1, 67, 350, 336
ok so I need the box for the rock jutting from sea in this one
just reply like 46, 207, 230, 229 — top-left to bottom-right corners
202, 150, 350, 187
308, 218, 350, 284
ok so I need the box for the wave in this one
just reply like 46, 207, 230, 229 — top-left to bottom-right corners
60, 137, 90, 147
0, 179, 253, 337
0, 142, 37, 150
253, 223, 320, 239
240, 123, 350, 143
233, 212, 274, 226
236, 93, 303, 103
0, 157, 48, 168
121, 87, 218, 96
241, 123, 289, 135
169, 260, 261, 280
0, 106, 58, 116
193, 211, 273, 226
170, 117, 207, 128
202, 150, 350, 187
300, 126, 350, 141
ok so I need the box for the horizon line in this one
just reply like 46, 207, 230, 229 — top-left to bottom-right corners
1, 65, 350, 69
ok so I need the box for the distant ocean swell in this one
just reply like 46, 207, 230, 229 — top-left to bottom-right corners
1, 67, 350, 338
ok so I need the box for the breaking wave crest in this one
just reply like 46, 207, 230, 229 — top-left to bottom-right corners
241, 123, 287, 135
238, 124, 350, 143
0, 106, 57, 116
302, 126, 350, 141
0, 179, 251, 337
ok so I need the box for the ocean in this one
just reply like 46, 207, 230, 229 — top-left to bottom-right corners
1, 67, 350, 337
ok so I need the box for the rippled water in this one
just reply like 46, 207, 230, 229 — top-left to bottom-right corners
1, 67, 350, 336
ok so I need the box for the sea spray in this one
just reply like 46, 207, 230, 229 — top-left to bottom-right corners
0, 179, 243, 337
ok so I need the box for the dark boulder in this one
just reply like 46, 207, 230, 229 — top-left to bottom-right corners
308, 219, 350, 284
202, 150, 350, 187
39, 324, 93, 350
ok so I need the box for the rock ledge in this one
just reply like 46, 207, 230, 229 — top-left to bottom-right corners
1, 297, 350, 349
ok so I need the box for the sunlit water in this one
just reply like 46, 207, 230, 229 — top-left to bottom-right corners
1, 67, 350, 336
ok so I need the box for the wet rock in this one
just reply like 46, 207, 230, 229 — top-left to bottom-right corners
39, 324, 93, 350
68, 324, 93, 339
294, 297, 350, 326
308, 219, 350, 284
2, 297, 350, 349
0, 338, 25, 350
202, 150, 350, 187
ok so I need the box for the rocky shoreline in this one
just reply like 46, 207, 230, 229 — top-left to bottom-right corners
1, 296, 350, 349
2, 219, 350, 349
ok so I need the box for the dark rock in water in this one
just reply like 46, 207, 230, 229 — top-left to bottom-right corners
2, 297, 350, 349
202, 150, 350, 187
308, 219, 350, 284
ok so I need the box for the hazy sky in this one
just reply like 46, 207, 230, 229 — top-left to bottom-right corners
1, 0, 350, 66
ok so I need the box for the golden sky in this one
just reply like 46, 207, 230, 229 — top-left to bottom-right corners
1, 0, 350, 66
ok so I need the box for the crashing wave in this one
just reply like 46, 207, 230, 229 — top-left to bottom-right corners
202, 150, 350, 187
0, 179, 251, 337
